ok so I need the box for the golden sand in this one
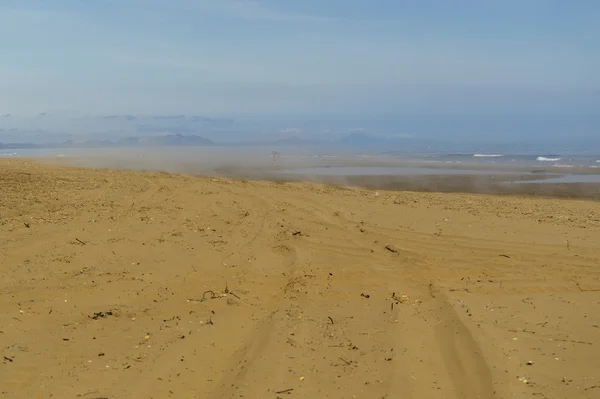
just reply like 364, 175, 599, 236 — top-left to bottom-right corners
1, 159, 599, 398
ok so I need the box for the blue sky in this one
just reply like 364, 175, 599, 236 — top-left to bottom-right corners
0, 0, 599, 141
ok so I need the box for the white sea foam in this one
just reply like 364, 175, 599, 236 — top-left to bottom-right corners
473, 154, 503, 157
537, 156, 561, 161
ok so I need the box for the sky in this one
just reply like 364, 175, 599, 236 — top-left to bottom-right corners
0, 0, 599, 142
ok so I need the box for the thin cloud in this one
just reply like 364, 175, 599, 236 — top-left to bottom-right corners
279, 127, 300, 134
109, 53, 211, 70
390, 133, 413, 139
103, 114, 138, 121
153, 115, 187, 120
1, 113, 10, 118
136, 124, 195, 134
114, 0, 331, 22
207, 1, 331, 22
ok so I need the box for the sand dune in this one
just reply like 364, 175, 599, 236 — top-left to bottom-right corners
1, 159, 599, 398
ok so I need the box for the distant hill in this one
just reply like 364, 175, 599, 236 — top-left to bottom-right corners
272, 136, 326, 146
0, 140, 75, 149
0, 132, 412, 151
335, 132, 404, 148
118, 134, 215, 147
0, 134, 215, 149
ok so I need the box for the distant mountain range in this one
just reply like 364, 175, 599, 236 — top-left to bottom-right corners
0, 132, 416, 150
0, 134, 215, 149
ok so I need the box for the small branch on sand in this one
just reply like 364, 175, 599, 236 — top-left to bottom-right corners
189, 287, 242, 303
428, 284, 437, 299
275, 388, 294, 394
339, 357, 352, 365
571, 279, 600, 292
385, 245, 399, 253
75, 238, 87, 245
203, 291, 216, 300
553, 338, 592, 346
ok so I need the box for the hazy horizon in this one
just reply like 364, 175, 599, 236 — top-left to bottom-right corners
1, 1, 599, 143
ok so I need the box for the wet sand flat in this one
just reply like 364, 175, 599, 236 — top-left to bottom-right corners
1, 159, 600, 398
264, 173, 600, 200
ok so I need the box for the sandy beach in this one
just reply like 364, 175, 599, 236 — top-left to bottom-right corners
1, 158, 599, 398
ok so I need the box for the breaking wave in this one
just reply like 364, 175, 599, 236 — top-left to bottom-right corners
537, 156, 561, 162
473, 154, 503, 158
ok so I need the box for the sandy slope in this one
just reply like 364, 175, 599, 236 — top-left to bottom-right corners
1, 159, 599, 399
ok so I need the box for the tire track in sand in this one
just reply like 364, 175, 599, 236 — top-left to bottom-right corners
209, 182, 497, 398
429, 284, 496, 398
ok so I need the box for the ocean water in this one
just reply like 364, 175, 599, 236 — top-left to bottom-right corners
391, 153, 600, 169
